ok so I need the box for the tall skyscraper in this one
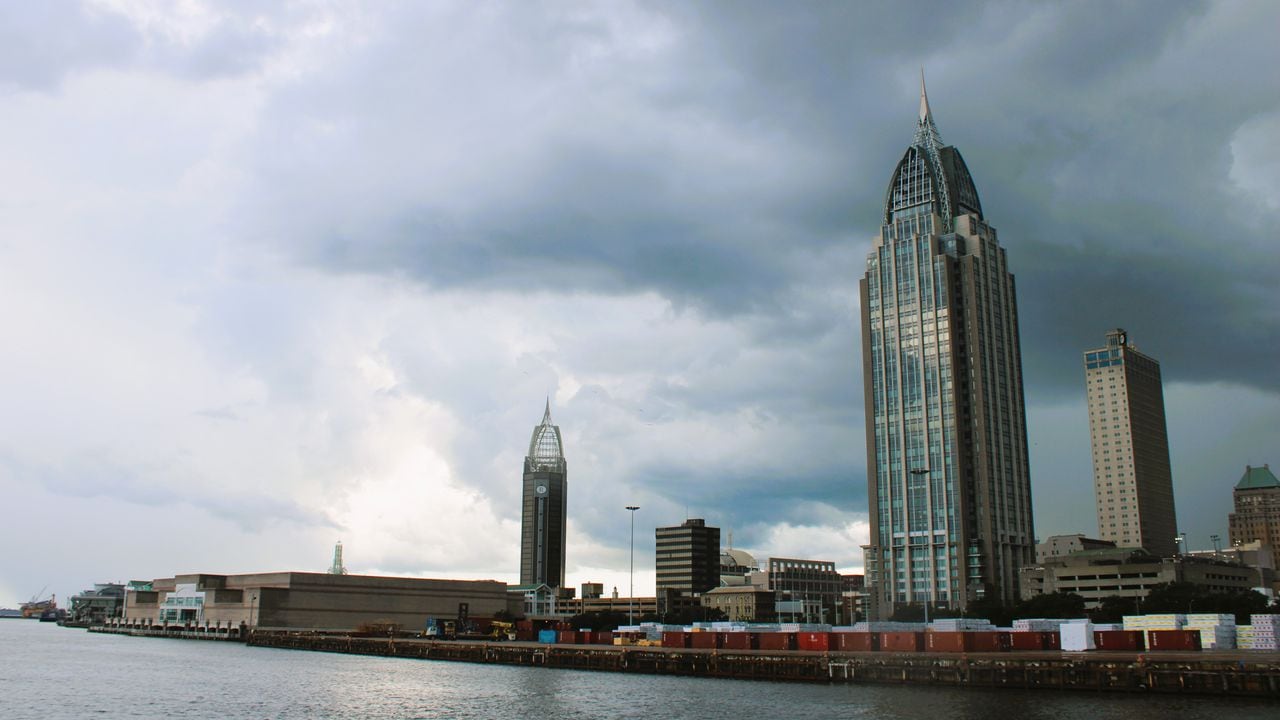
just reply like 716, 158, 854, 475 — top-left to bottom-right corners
655, 518, 720, 596
520, 400, 568, 589
860, 77, 1034, 618
1084, 329, 1177, 557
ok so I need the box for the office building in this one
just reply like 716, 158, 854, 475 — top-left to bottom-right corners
1036, 534, 1116, 564
655, 518, 720, 596
520, 401, 568, 589
1229, 464, 1280, 549
1084, 329, 1177, 556
860, 77, 1035, 617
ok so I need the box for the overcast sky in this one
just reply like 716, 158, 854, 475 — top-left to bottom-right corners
1, 1, 1277, 608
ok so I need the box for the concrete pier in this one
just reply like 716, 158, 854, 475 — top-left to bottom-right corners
247, 632, 1280, 698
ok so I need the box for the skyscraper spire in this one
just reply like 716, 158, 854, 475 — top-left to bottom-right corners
914, 68, 943, 148
542, 396, 552, 425
918, 68, 931, 124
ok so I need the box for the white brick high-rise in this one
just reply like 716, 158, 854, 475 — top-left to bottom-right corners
1084, 329, 1177, 557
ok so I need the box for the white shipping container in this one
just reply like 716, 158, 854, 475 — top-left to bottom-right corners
1060, 622, 1095, 651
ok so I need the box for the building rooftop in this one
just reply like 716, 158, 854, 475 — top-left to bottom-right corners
1236, 464, 1278, 490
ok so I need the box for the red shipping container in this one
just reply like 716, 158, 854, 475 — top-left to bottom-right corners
1093, 630, 1144, 651
880, 632, 925, 652
593, 631, 614, 645
925, 631, 967, 653
557, 630, 579, 644
719, 632, 755, 650
1146, 630, 1201, 651
689, 632, 719, 649
797, 632, 831, 652
516, 620, 533, 631
1010, 632, 1046, 651
833, 632, 878, 652
1042, 631, 1061, 650
970, 631, 1010, 653
756, 632, 797, 651
515, 630, 534, 642
662, 632, 691, 649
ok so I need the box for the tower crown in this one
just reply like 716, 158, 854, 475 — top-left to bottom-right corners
884, 73, 983, 227
527, 398, 565, 471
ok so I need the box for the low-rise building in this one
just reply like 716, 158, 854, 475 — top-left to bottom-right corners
1020, 547, 1258, 608
1036, 534, 1116, 564
127, 572, 513, 631
701, 586, 776, 622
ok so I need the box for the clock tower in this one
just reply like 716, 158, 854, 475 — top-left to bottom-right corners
519, 399, 568, 588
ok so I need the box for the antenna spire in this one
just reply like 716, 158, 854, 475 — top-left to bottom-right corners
542, 396, 552, 424
914, 68, 943, 148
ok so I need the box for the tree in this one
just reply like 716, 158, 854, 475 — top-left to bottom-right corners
1089, 595, 1141, 624
567, 611, 629, 631
1011, 592, 1086, 620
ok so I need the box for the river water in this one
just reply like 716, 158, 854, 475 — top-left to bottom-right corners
2, 621, 1275, 719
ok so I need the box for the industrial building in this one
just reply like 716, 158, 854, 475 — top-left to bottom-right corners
1084, 329, 1178, 557
125, 572, 513, 631
860, 77, 1035, 618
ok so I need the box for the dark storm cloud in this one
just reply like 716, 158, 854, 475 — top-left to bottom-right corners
249, 1, 1278, 396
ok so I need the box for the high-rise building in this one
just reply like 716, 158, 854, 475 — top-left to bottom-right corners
519, 400, 568, 589
655, 518, 720, 597
1228, 464, 1280, 548
1084, 329, 1177, 557
860, 77, 1035, 618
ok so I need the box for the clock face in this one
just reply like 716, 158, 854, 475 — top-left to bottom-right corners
536, 484, 548, 495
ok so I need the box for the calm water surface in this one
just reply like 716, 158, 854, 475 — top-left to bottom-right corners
2, 621, 1275, 719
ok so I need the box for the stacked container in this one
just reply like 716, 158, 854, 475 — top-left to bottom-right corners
1248, 614, 1279, 650
1184, 613, 1236, 650
1122, 614, 1185, 633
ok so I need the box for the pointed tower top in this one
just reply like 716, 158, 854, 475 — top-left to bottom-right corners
542, 396, 552, 425
918, 68, 931, 124
914, 68, 943, 148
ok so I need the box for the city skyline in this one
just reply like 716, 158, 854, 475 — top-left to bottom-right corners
0, 2, 1277, 608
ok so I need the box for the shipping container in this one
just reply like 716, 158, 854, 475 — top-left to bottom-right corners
537, 629, 558, 644
1010, 632, 1047, 651
797, 632, 831, 652
925, 631, 966, 652
516, 620, 534, 631
557, 630, 579, 644
515, 630, 535, 642
719, 632, 755, 650
1042, 631, 1061, 650
593, 631, 614, 645
833, 632, 878, 652
880, 632, 925, 653
1093, 630, 1144, 651
756, 632, 797, 651
690, 632, 720, 649
970, 631, 1010, 653
662, 631, 691, 649
1147, 629, 1201, 651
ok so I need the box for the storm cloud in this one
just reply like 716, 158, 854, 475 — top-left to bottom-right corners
0, 0, 1276, 606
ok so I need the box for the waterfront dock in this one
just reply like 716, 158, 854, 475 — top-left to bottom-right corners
248, 631, 1280, 698
89, 621, 244, 641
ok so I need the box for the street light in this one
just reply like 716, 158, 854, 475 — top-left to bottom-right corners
626, 506, 640, 625
909, 468, 931, 626
1210, 534, 1221, 554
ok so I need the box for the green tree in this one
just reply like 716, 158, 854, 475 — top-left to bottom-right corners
1011, 592, 1086, 620
1089, 594, 1142, 624
567, 610, 629, 631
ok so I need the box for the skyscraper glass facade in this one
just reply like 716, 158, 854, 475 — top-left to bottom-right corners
860, 80, 1034, 617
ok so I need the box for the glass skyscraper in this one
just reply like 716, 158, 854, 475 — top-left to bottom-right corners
520, 400, 568, 589
860, 78, 1034, 618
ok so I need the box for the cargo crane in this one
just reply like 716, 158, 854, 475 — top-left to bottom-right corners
21, 587, 56, 619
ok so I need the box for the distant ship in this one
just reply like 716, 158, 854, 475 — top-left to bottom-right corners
20, 590, 57, 619
0, 608, 23, 619
38, 608, 65, 623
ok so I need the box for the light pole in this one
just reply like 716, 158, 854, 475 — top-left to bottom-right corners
909, 468, 931, 625
1210, 534, 1221, 555
626, 506, 640, 625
